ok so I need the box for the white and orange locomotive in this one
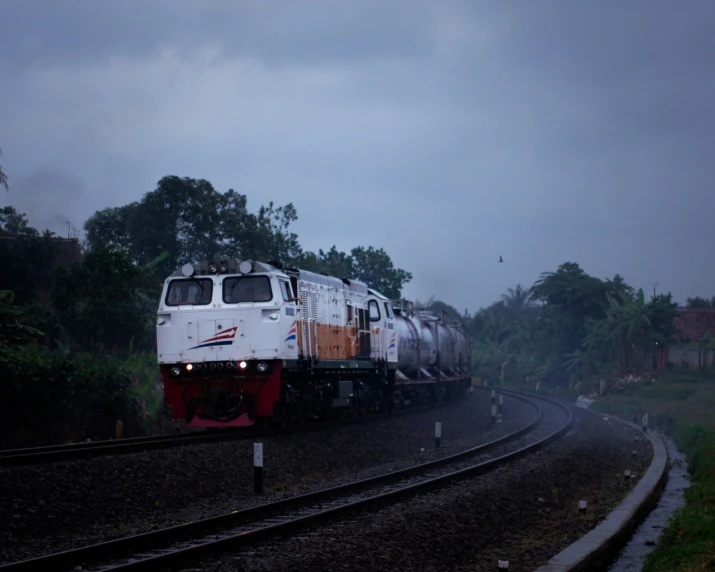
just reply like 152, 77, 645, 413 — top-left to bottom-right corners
157, 259, 471, 428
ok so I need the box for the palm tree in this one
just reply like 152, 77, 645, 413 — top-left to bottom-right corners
0, 148, 8, 192
500, 284, 532, 312
586, 289, 653, 372
605, 274, 635, 303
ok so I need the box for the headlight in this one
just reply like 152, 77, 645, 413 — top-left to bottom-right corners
186, 364, 193, 371
239, 361, 247, 369
170, 366, 181, 376
256, 361, 269, 373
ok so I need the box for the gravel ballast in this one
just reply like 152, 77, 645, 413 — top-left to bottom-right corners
0, 390, 533, 564
181, 407, 654, 572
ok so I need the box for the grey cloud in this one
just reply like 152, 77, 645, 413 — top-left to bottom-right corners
6, 168, 89, 237
2, 1, 715, 310
1, 0, 438, 72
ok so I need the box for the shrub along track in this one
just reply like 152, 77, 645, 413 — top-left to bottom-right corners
0, 390, 571, 572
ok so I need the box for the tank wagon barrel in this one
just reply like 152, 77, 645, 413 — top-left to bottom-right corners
156, 259, 471, 428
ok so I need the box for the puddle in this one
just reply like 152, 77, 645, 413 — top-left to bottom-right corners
608, 435, 691, 571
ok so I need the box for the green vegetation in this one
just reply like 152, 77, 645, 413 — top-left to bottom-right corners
0, 174, 413, 446
2, 168, 713, 566
592, 371, 715, 571
463, 264, 678, 392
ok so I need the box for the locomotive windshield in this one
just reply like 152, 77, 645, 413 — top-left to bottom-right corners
165, 278, 213, 306
223, 275, 273, 303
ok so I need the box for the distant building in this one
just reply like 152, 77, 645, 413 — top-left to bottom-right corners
0, 229, 83, 267
669, 307, 715, 367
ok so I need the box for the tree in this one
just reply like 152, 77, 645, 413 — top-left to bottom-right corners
53, 246, 160, 353
244, 201, 302, 265
85, 176, 304, 276
298, 245, 355, 278
605, 273, 635, 302
686, 296, 712, 309
500, 284, 532, 312
0, 148, 8, 193
0, 207, 39, 236
530, 262, 610, 359
350, 246, 412, 299
84, 204, 136, 253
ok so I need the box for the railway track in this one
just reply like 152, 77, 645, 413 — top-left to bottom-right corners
0, 389, 572, 572
0, 391, 466, 467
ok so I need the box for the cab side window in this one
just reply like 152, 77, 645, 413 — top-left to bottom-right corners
279, 280, 291, 302
369, 300, 381, 322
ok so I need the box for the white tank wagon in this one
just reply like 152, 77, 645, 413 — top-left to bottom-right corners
392, 301, 471, 383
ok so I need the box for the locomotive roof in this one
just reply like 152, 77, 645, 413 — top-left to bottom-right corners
284, 267, 369, 294
169, 259, 286, 278
169, 259, 369, 295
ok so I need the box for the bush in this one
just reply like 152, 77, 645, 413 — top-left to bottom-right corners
0, 346, 148, 447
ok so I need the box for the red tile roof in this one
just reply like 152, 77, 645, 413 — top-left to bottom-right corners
673, 308, 715, 342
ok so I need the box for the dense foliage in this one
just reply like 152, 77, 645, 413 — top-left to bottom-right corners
0, 171, 704, 445
84, 175, 413, 298
0, 174, 414, 445
464, 263, 680, 389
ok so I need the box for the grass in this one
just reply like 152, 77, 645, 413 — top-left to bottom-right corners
591, 370, 715, 571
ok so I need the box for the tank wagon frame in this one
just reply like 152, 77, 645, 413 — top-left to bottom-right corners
157, 259, 471, 428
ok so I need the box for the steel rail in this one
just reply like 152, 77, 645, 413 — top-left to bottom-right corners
0, 390, 571, 572
0, 390, 468, 466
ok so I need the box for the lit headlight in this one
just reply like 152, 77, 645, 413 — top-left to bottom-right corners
186, 364, 193, 371
239, 361, 247, 369
256, 361, 269, 373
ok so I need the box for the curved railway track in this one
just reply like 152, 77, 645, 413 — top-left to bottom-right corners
0, 389, 572, 572
0, 391, 466, 467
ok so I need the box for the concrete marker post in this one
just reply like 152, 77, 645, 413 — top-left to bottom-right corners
578, 500, 587, 512
435, 421, 441, 448
498, 394, 504, 414
491, 403, 497, 426
254, 442, 264, 494
642, 413, 648, 432
497, 560, 509, 569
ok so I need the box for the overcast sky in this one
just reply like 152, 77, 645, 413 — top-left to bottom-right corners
2, 1, 714, 312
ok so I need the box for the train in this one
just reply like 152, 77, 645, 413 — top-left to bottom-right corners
156, 258, 471, 428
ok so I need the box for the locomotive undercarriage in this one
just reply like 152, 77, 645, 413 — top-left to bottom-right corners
163, 359, 469, 429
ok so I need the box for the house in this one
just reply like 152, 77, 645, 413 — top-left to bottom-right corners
0, 229, 82, 266
669, 307, 715, 367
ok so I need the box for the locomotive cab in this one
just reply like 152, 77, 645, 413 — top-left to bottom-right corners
157, 260, 298, 427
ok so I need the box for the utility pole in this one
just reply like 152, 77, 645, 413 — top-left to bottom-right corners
64, 220, 71, 239
652, 282, 658, 298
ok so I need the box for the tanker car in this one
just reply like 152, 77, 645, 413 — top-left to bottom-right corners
156, 259, 471, 428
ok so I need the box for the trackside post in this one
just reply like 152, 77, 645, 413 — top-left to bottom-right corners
254, 442, 264, 494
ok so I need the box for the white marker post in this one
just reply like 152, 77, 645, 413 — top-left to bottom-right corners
254, 442, 264, 494
578, 500, 587, 512
497, 560, 509, 569
435, 421, 442, 448
491, 403, 497, 426
642, 413, 648, 433
498, 394, 504, 414
624, 469, 631, 480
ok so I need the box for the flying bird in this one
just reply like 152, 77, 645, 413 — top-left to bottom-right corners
498, 256, 503, 263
